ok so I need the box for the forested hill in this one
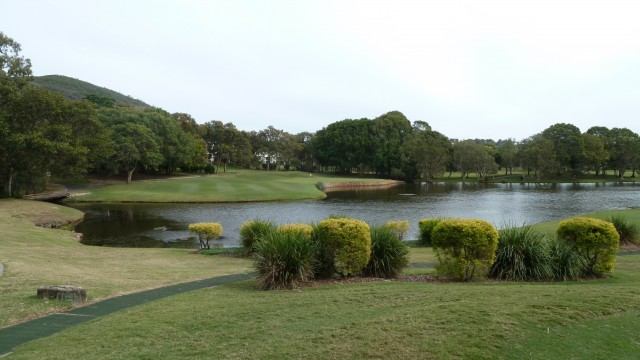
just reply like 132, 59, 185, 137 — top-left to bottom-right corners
31, 75, 149, 107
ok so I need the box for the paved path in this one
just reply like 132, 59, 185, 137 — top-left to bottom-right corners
0, 272, 254, 356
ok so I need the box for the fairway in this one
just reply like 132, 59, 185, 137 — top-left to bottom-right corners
5, 254, 640, 359
67, 170, 393, 203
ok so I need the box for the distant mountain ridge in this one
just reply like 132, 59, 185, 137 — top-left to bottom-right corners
31, 75, 150, 107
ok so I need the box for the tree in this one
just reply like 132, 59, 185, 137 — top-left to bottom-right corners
257, 126, 285, 171
372, 111, 412, 176
1, 86, 111, 195
0, 32, 32, 108
582, 133, 608, 175
452, 140, 497, 180
1, 32, 32, 196
202, 121, 252, 172
541, 123, 585, 174
496, 139, 517, 175
608, 128, 640, 178
400, 129, 450, 181
313, 118, 375, 174
519, 135, 560, 179
110, 123, 163, 183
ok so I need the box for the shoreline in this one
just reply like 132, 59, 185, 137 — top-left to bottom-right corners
318, 180, 404, 192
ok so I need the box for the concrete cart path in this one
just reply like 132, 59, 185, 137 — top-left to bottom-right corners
0, 272, 254, 357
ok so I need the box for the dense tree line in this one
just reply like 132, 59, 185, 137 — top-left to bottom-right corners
2, 32, 639, 197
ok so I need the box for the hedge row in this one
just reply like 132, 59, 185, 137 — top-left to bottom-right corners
240, 218, 410, 290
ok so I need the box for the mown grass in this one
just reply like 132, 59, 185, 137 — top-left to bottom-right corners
7, 253, 640, 359
3, 201, 639, 359
0, 199, 252, 328
66, 169, 388, 203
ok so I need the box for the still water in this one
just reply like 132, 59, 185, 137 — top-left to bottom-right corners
70, 182, 639, 248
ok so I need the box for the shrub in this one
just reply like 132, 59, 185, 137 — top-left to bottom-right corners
254, 231, 317, 290
362, 226, 410, 278
607, 215, 639, 245
188, 222, 223, 249
239, 220, 277, 254
277, 224, 313, 239
418, 218, 443, 246
314, 218, 372, 278
489, 226, 552, 281
549, 238, 584, 281
431, 219, 499, 281
385, 220, 410, 240
557, 217, 620, 276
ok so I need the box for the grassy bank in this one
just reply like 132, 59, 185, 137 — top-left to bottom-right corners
66, 170, 391, 203
7, 253, 640, 359
0, 200, 252, 328
2, 201, 639, 358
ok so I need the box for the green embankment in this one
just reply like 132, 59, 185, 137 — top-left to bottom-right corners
1, 197, 639, 358
67, 170, 393, 203
0, 200, 252, 328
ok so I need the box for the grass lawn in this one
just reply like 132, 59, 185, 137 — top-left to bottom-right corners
6, 254, 639, 359
2, 200, 639, 359
0, 200, 252, 328
66, 169, 390, 203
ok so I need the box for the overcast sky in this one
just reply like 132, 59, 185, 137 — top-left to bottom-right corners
2, 0, 639, 140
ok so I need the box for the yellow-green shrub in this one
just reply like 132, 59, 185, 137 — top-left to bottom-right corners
188, 222, 223, 249
385, 220, 410, 240
431, 219, 499, 281
239, 220, 277, 253
314, 218, 371, 277
557, 217, 620, 276
418, 218, 443, 246
277, 224, 313, 238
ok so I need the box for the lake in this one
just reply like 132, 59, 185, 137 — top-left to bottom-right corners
69, 182, 639, 248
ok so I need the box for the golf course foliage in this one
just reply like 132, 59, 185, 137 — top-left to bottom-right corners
431, 219, 500, 281
188, 222, 223, 249
557, 217, 620, 276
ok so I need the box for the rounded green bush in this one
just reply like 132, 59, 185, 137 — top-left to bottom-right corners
362, 226, 409, 278
418, 218, 442, 246
239, 220, 277, 254
254, 231, 317, 290
557, 217, 620, 276
188, 222, 223, 249
431, 219, 499, 281
314, 218, 372, 277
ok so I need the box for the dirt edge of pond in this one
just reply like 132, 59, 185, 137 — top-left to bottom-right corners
319, 180, 404, 192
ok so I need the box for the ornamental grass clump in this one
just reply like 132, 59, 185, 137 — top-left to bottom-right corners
277, 224, 313, 239
239, 220, 277, 254
362, 225, 409, 278
549, 238, 583, 281
314, 218, 371, 278
385, 220, 410, 240
188, 222, 223, 250
489, 225, 553, 281
418, 218, 443, 246
254, 231, 317, 290
607, 215, 639, 245
431, 219, 499, 281
557, 217, 620, 276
